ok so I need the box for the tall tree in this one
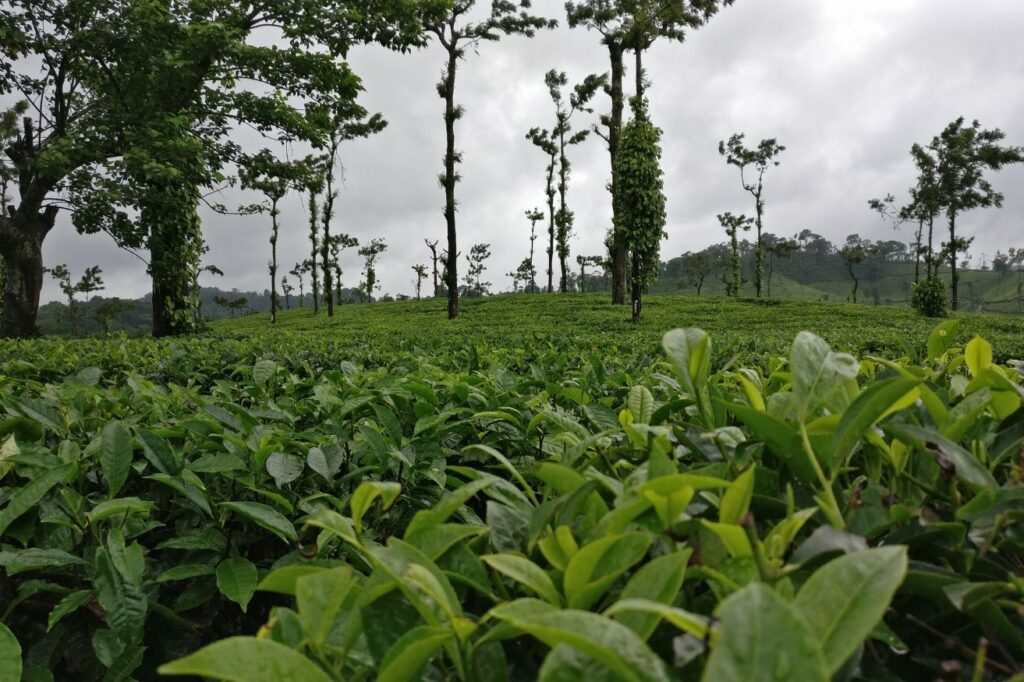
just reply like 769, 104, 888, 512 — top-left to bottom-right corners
524, 208, 544, 292
464, 242, 492, 297
613, 99, 665, 321
680, 250, 712, 295
719, 133, 785, 298
424, 239, 441, 296
290, 262, 308, 308
327, 233, 360, 304
526, 126, 558, 292
839, 235, 875, 304
281, 276, 293, 309
46, 264, 103, 337
576, 255, 605, 293
929, 117, 1023, 310
542, 70, 605, 292
567, 0, 735, 305
412, 264, 428, 299
303, 167, 325, 313
764, 235, 799, 297
425, 0, 555, 319
718, 212, 752, 297
239, 151, 307, 324
358, 238, 387, 303
2, 0, 424, 338
317, 104, 386, 317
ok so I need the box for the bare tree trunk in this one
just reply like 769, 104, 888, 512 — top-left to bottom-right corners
949, 214, 959, 311
546, 162, 556, 293
270, 200, 278, 324
631, 254, 642, 321
607, 42, 627, 305
442, 46, 460, 319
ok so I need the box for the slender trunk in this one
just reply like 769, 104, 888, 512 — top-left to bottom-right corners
631, 252, 642, 321
270, 200, 278, 324
546, 160, 556, 293
949, 213, 958, 311
847, 261, 858, 303
443, 47, 459, 319
557, 129, 569, 293
322, 147, 337, 317
913, 219, 922, 283
309, 190, 320, 313
754, 194, 764, 297
696, 275, 704, 296
634, 48, 643, 100
607, 41, 627, 305
926, 215, 934, 278
0, 210, 53, 338
730, 231, 740, 297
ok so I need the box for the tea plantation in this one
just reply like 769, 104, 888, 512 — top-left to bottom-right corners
1, 295, 1023, 681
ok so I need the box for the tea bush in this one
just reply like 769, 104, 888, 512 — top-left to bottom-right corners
0, 296, 1022, 681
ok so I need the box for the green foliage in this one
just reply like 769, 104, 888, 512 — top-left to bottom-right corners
2, 298, 1021, 679
614, 101, 666, 319
912, 274, 950, 317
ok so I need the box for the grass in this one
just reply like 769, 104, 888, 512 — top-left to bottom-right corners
215, 293, 1024, 361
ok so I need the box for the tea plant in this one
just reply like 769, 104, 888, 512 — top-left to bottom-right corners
3, 302, 1019, 680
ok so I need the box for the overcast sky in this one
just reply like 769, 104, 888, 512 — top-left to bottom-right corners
39, 0, 1024, 303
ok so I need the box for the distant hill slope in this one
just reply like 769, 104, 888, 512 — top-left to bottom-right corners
212, 293, 1024, 362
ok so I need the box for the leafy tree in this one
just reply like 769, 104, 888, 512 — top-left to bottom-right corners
239, 151, 309, 324
576, 255, 605, 293
679, 250, 713, 295
1, 0, 423, 338
303, 167, 325, 314
525, 208, 544, 292
412, 264, 428, 299
840, 235, 874, 303
718, 212, 752, 297
46, 264, 104, 336
526, 126, 559, 292
464, 242, 492, 297
93, 297, 134, 334
425, 0, 555, 319
868, 193, 925, 282
540, 70, 605, 292
327, 233, 360, 305
719, 133, 785, 297
358, 238, 387, 303
289, 262, 309, 308
568, 0, 734, 305
930, 117, 1023, 310
765, 235, 799, 297
424, 239, 441, 296
213, 295, 249, 318
281, 276, 293, 309
317, 104, 386, 317
613, 100, 665, 321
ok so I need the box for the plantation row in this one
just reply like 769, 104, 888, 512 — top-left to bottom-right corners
1, 312, 1023, 680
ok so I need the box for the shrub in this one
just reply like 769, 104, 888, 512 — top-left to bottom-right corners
911, 274, 949, 317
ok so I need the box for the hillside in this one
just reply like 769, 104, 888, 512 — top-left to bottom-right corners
213, 293, 1024, 362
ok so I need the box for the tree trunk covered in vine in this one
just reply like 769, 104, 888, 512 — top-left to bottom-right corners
147, 187, 203, 338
